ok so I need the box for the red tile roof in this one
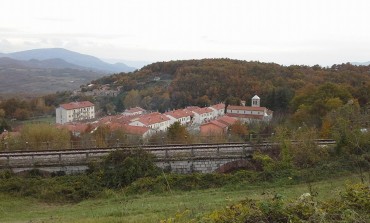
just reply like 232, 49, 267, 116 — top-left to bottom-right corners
98, 114, 140, 125
133, 113, 170, 126
201, 120, 228, 128
122, 125, 151, 135
107, 123, 150, 135
211, 103, 225, 110
188, 107, 213, 115
165, 109, 192, 119
60, 101, 94, 110
217, 116, 237, 125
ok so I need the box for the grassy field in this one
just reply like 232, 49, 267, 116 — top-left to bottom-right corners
0, 174, 365, 223
18, 115, 55, 125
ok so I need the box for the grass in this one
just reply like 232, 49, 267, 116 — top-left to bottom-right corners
0, 173, 366, 223
18, 115, 55, 125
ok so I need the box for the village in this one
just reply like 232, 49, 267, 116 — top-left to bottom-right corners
54, 95, 273, 141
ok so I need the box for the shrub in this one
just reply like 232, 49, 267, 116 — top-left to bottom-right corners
200, 183, 370, 223
97, 149, 161, 189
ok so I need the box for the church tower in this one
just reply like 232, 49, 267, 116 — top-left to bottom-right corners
251, 95, 260, 107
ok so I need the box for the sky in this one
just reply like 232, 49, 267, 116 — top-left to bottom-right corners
1, 0, 370, 66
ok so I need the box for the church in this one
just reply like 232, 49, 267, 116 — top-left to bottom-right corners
225, 95, 273, 123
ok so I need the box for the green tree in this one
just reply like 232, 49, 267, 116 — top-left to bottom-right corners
326, 100, 370, 155
97, 149, 160, 188
291, 125, 328, 168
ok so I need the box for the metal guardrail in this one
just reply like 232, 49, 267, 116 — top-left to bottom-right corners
0, 140, 336, 169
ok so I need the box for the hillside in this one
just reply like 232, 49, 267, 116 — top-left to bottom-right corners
0, 48, 137, 95
0, 57, 107, 95
86, 59, 370, 113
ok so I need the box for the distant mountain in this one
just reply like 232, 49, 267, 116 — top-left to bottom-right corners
0, 57, 85, 70
4, 48, 136, 73
0, 57, 108, 95
351, 61, 370, 66
104, 58, 151, 69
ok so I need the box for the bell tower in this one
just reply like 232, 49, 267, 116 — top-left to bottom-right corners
251, 95, 260, 107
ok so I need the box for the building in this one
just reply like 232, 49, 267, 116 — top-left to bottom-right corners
122, 107, 146, 116
164, 109, 192, 125
217, 115, 238, 126
200, 116, 237, 136
185, 106, 214, 124
226, 95, 273, 123
200, 120, 228, 136
107, 123, 153, 138
56, 101, 95, 124
209, 103, 225, 118
129, 112, 171, 132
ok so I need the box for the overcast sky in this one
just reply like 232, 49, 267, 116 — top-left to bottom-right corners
1, 0, 370, 66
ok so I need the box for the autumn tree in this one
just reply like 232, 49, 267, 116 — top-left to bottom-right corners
0, 109, 5, 119
291, 83, 352, 127
21, 124, 71, 150
325, 100, 370, 155
123, 89, 141, 109
93, 125, 111, 147
167, 121, 189, 144
229, 121, 249, 141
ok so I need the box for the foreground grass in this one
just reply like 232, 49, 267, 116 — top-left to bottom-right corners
0, 174, 366, 223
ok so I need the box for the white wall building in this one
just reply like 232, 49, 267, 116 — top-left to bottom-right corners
164, 109, 192, 125
209, 103, 225, 118
186, 107, 214, 124
122, 107, 146, 116
129, 113, 172, 132
56, 101, 95, 124
226, 95, 273, 123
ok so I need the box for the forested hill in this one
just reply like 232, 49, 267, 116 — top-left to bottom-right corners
89, 59, 370, 114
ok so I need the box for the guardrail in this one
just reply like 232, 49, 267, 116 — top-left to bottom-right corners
0, 140, 336, 169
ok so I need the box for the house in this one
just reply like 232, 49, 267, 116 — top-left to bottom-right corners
56, 101, 95, 124
200, 116, 237, 136
98, 114, 141, 126
200, 120, 228, 136
129, 112, 171, 132
217, 115, 238, 126
226, 95, 273, 123
209, 103, 225, 118
164, 109, 192, 125
122, 107, 146, 116
107, 123, 153, 138
185, 106, 214, 124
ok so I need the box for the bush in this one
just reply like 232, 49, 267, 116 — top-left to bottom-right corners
0, 173, 103, 203
200, 183, 370, 223
96, 148, 161, 189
